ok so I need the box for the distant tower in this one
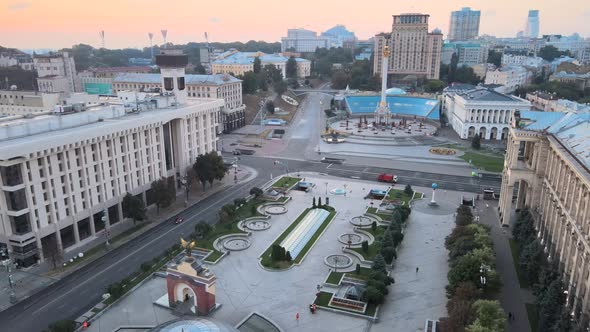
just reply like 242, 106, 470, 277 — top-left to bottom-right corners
99, 30, 105, 49
525, 10, 540, 38
156, 49, 188, 105
148, 33, 154, 60
161, 29, 168, 47
374, 43, 391, 125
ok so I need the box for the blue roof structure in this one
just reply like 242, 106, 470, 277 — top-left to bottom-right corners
519, 111, 565, 131
345, 95, 440, 120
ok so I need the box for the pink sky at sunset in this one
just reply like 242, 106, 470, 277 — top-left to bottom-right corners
1, 0, 589, 49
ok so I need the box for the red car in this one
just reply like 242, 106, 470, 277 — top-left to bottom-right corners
174, 217, 184, 224
377, 173, 398, 183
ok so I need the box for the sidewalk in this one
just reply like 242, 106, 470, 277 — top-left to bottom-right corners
477, 201, 533, 332
0, 166, 256, 313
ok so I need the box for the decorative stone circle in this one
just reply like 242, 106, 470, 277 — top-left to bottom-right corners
246, 220, 271, 231
265, 205, 287, 215
338, 233, 363, 246
429, 147, 457, 155
222, 238, 251, 251
324, 254, 353, 269
350, 216, 373, 227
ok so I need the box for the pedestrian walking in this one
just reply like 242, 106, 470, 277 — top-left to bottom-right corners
508, 312, 512, 321
416, 267, 419, 273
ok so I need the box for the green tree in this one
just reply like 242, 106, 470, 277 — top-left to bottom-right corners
487, 50, 502, 67
404, 184, 413, 196
122, 193, 147, 225
273, 80, 288, 96
538, 279, 566, 331
456, 205, 474, 226
512, 209, 535, 244
312, 197, 316, 208
271, 244, 286, 261
538, 45, 567, 62
331, 71, 351, 89
263, 64, 283, 83
241, 71, 258, 94
364, 285, 385, 304
372, 254, 387, 273
439, 282, 481, 332
519, 240, 544, 285
356, 263, 361, 274
380, 246, 397, 264
151, 179, 175, 215
194, 221, 212, 237
286, 56, 297, 78
424, 79, 445, 93
371, 221, 377, 232
362, 240, 369, 253
219, 203, 237, 223
471, 134, 481, 150
449, 53, 459, 82
193, 152, 226, 189
253, 56, 262, 73
285, 251, 292, 262
447, 247, 500, 293
250, 187, 263, 198
466, 300, 507, 332
455, 66, 480, 85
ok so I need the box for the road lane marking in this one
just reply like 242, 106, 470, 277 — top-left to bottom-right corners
29, 177, 265, 317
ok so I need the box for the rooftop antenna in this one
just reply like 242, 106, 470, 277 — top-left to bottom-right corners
148, 33, 154, 60
161, 29, 168, 48
99, 30, 105, 49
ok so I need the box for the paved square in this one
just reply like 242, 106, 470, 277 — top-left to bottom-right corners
85, 175, 461, 332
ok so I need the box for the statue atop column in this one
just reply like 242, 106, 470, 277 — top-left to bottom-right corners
374, 43, 391, 126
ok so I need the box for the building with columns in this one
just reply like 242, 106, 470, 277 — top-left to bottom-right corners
499, 109, 590, 325
0, 51, 224, 267
444, 87, 531, 140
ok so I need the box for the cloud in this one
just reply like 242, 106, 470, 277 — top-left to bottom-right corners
6, 2, 30, 11
208, 17, 221, 24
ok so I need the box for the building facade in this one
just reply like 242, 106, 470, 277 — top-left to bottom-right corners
33, 52, 81, 93
499, 110, 590, 327
0, 52, 224, 267
281, 29, 329, 53
442, 42, 488, 66
501, 54, 545, 68
321, 25, 356, 48
0, 90, 62, 115
448, 7, 481, 41
484, 65, 530, 93
211, 51, 310, 79
444, 87, 531, 140
113, 73, 245, 133
373, 14, 443, 80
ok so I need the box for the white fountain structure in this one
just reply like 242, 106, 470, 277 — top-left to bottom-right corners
374, 44, 391, 125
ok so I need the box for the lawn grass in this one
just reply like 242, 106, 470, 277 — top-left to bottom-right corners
326, 272, 343, 284
271, 176, 301, 189
344, 267, 373, 281
314, 290, 377, 317
460, 151, 505, 173
260, 207, 336, 268
386, 189, 412, 205
351, 242, 380, 261
314, 291, 333, 306
203, 250, 223, 263
509, 239, 530, 289
526, 303, 539, 332
366, 207, 392, 221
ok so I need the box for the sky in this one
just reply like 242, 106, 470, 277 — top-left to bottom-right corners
1, 0, 589, 50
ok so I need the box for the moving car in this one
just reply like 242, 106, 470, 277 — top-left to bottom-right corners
174, 217, 184, 224
377, 173, 398, 183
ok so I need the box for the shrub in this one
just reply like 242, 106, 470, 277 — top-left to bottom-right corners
317, 197, 322, 208
381, 246, 396, 264
249, 187, 263, 198
356, 263, 361, 274
107, 282, 124, 300
371, 221, 377, 232
398, 206, 411, 221
195, 221, 212, 237
372, 254, 387, 273
312, 197, 316, 208
471, 135, 481, 150
271, 244, 286, 262
285, 251, 292, 262
140, 262, 151, 272
362, 240, 369, 253
364, 285, 385, 304
404, 184, 413, 196
234, 198, 246, 207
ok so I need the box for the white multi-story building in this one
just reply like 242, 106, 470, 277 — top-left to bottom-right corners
374, 14, 443, 80
0, 51, 224, 267
525, 10, 540, 38
33, 52, 81, 93
37, 76, 71, 94
0, 55, 18, 67
0, 89, 62, 116
484, 65, 530, 93
444, 87, 531, 140
112, 73, 245, 132
501, 54, 545, 68
448, 7, 481, 41
281, 29, 329, 53
211, 51, 310, 79
441, 42, 488, 66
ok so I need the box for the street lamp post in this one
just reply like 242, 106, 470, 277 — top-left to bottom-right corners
480, 263, 490, 288
2, 254, 17, 303
233, 157, 240, 184
325, 182, 328, 195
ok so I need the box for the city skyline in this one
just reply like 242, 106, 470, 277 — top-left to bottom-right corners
1, 0, 589, 49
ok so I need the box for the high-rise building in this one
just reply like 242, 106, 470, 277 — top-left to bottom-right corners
281, 29, 329, 53
525, 10, 540, 38
373, 14, 443, 80
321, 25, 357, 48
448, 7, 481, 41
0, 50, 224, 267
33, 52, 81, 93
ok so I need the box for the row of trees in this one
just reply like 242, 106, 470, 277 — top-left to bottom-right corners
438, 205, 505, 332
515, 81, 590, 103
330, 59, 381, 91
512, 209, 574, 331
270, 244, 292, 262
240, 60, 288, 95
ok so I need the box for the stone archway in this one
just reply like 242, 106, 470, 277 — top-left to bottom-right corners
490, 127, 498, 140
468, 126, 476, 138
501, 127, 509, 140
174, 283, 198, 313
479, 127, 487, 139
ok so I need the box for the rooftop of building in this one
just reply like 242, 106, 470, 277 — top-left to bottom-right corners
113, 73, 241, 85
345, 95, 440, 119
443, 83, 477, 93
0, 94, 223, 160
212, 51, 309, 65
552, 71, 590, 78
89, 66, 152, 73
457, 88, 529, 103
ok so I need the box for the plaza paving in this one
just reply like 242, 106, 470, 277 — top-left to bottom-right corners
85, 175, 462, 332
